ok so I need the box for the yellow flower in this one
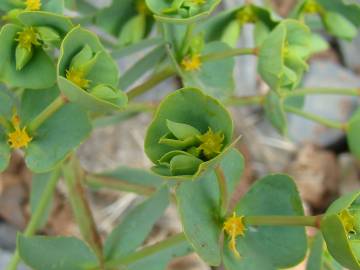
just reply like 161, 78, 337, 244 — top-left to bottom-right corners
66, 67, 91, 89
25, 0, 41, 11
16, 27, 40, 51
303, 0, 322, 14
190, 0, 206, 4
197, 128, 224, 160
339, 210, 356, 234
181, 54, 202, 71
7, 115, 32, 149
237, 6, 257, 25
223, 212, 246, 258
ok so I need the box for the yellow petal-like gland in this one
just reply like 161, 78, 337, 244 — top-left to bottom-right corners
223, 212, 246, 258
16, 27, 40, 51
181, 54, 202, 71
190, 0, 206, 4
197, 128, 224, 160
7, 115, 32, 149
66, 67, 91, 89
25, 0, 41, 11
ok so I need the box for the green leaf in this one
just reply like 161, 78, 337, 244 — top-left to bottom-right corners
89, 166, 164, 192
224, 174, 307, 270
264, 91, 288, 135
30, 170, 60, 229
18, 235, 98, 270
145, 87, 233, 179
306, 233, 324, 270
0, 24, 56, 89
104, 186, 170, 260
118, 14, 147, 46
0, 89, 14, 118
95, 0, 134, 35
347, 108, 360, 160
175, 149, 244, 266
322, 11, 357, 41
20, 86, 59, 123
145, 0, 221, 24
126, 236, 192, 270
0, 130, 11, 172
181, 41, 235, 100
199, 4, 278, 44
24, 102, 92, 173
119, 45, 166, 90
221, 19, 241, 47
317, 0, 360, 27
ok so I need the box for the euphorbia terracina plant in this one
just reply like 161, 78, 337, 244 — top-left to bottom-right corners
0, 0, 360, 269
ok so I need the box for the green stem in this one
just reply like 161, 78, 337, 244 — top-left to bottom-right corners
86, 174, 158, 197
225, 95, 264, 106
28, 95, 68, 133
6, 169, 61, 270
105, 233, 187, 268
285, 87, 360, 97
180, 23, 195, 57
201, 47, 257, 62
215, 166, 228, 216
85, 174, 177, 203
63, 157, 105, 270
127, 67, 176, 100
284, 105, 347, 131
245, 215, 322, 227
0, 116, 11, 130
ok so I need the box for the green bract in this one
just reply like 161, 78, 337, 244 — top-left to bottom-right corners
96, 0, 154, 46
321, 191, 360, 270
0, 0, 64, 14
347, 108, 360, 160
57, 26, 128, 112
0, 12, 72, 89
145, 0, 221, 24
144, 87, 233, 179
258, 19, 311, 92
295, 0, 359, 40
200, 3, 278, 47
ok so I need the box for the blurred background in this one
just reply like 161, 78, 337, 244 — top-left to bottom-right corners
1, 0, 360, 269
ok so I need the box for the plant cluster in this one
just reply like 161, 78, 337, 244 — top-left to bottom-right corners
0, 0, 360, 270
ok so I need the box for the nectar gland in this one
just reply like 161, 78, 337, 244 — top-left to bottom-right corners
181, 54, 202, 71
25, 0, 41, 11
7, 115, 32, 149
16, 27, 40, 51
339, 210, 356, 234
66, 67, 91, 89
223, 212, 246, 258
197, 128, 224, 160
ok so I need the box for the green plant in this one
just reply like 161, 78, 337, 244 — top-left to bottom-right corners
0, 0, 360, 269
